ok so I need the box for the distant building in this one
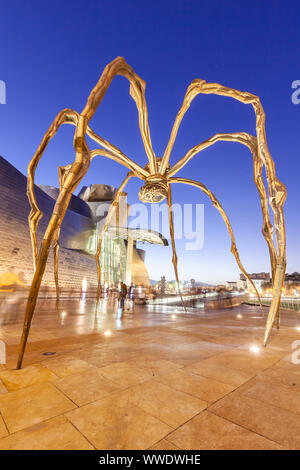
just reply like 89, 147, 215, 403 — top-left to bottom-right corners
239, 272, 270, 293
236, 279, 246, 290
225, 281, 238, 290
240, 272, 270, 281
285, 272, 300, 284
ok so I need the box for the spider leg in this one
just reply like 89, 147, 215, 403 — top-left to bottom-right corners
169, 132, 277, 282
82, 57, 157, 174
28, 110, 145, 274
67, 119, 149, 177
28, 56, 151, 276
20, 150, 135, 369
163, 79, 286, 344
169, 130, 285, 344
90, 148, 147, 179
17, 148, 90, 369
53, 227, 60, 306
28, 58, 152, 272
28, 109, 79, 270
87, 123, 149, 177
264, 260, 286, 345
170, 177, 263, 310
95, 172, 134, 305
18, 57, 155, 368
167, 185, 187, 312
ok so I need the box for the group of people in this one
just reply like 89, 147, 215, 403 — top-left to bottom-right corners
103, 282, 136, 311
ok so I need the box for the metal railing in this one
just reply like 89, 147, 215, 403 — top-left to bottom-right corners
147, 292, 245, 305
148, 293, 205, 305
246, 296, 300, 312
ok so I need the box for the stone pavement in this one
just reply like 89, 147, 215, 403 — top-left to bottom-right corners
0, 298, 299, 450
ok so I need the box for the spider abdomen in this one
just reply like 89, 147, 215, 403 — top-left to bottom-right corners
138, 182, 168, 203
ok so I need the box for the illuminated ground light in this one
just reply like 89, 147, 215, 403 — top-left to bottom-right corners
249, 345, 260, 353
171, 314, 177, 319
237, 314, 242, 319
61, 311, 67, 317
296, 326, 300, 332
104, 330, 112, 337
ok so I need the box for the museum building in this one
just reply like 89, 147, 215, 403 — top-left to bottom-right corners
0, 156, 167, 295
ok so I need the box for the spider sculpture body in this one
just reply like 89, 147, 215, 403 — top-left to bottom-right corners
17, 57, 287, 369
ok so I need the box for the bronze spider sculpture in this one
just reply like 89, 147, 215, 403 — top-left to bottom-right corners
17, 57, 286, 369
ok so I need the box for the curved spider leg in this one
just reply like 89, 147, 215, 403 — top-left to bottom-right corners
70, 57, 155, 178
17, 57, 158, 368
53, 227, 61, 307
94, 172, 134, 306
28, 109, 79, 270
166, 79, 286, 344
67, 121, 149, 178
170, 177, 263, 310
166, 78, 287, 257
27, 108, 146, 272
17, 144, 91, 369
82, 57, 157, 174
169, 131, 277, 295
167, 184, 187, 312
90, 148, 147, 179
264, 256, 286, 345
169, 132, 275, 310
51, 164, 74, 308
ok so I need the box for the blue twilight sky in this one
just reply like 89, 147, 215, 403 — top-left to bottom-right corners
0, 0, 299, 283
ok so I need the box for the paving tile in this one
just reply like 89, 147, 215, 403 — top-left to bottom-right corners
156, 368, 234, 403
5, 351, 49, 369
210, 334, 250, 346
167, 411, 283, 450
66, 394, 172, 450
261, 366, 300, 391
43, 355, 97, 378
53, 368, 123, 406
160, 341, 229, 366
1, 300, 300, 450
194, 348, 282, 375
121, 379, 207, 427
0, 414, 8, 438
266, 358, 300, 372
126, 355, 183, 377
143, 332, 200, 346
149, 439, 180, 450
186, 360, 255, 387
98, 362, 155, 388
266, 332, 300, 350
0, 416, 94, 450
209, 392, 300, 449
239, 376, 300, 415
0, 382, 76, 433
0, 379, 8, 395
0, 364, 57, 391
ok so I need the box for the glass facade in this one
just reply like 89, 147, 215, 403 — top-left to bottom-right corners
99, 234, 127, 286
86, 229, 127, 286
